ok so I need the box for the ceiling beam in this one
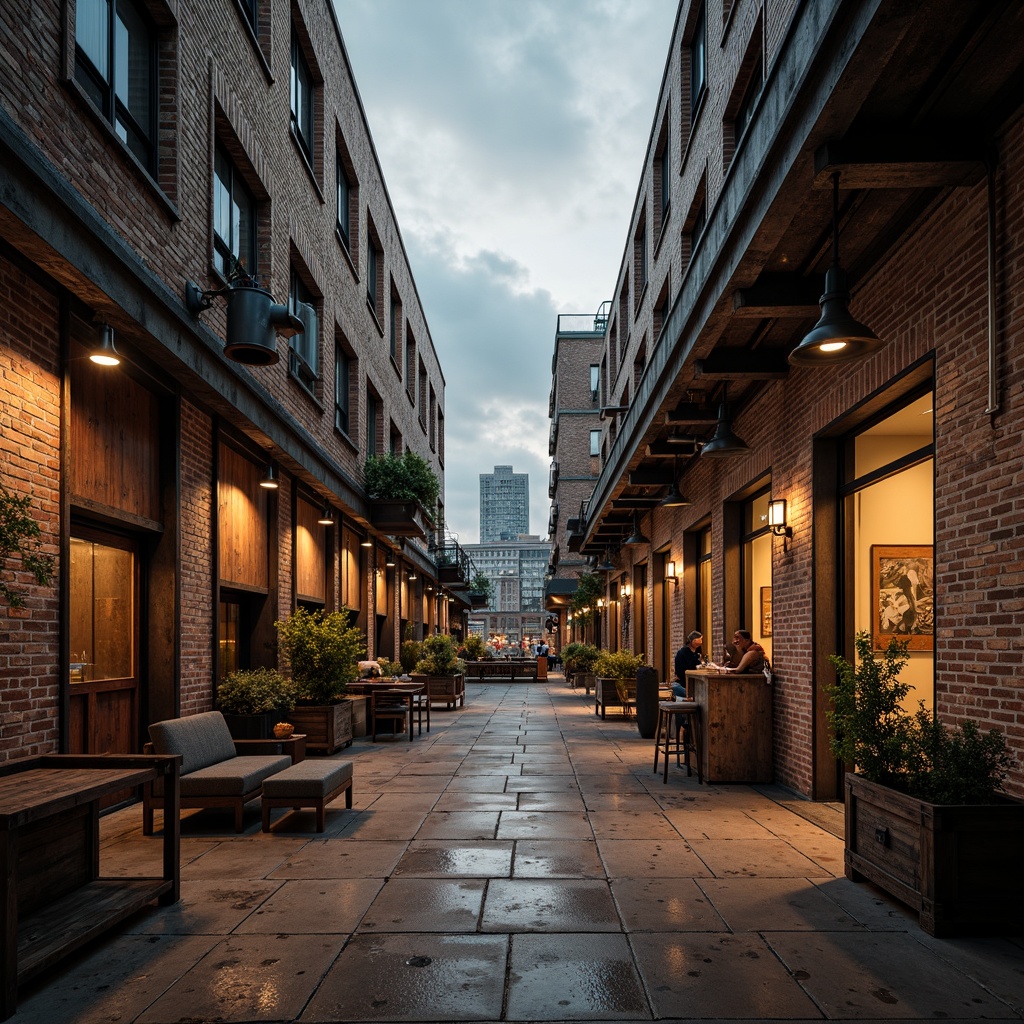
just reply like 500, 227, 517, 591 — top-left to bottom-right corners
664, 402, 719, 425
612, 496, 663, 508
695, 352, 790, 380
813, 137, 987, 190
732, 273, 823, 318
628, 466, 676, 486
647, 439, 702, 458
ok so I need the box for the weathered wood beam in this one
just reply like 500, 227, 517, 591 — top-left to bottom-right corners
694, 352, 790, 380
628, 466, 676, 486
813, 137, 986, 190
733, 274, 823, 318
664, 402, 718, 425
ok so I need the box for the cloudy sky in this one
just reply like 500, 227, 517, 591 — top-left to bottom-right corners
337, 0, 680, 542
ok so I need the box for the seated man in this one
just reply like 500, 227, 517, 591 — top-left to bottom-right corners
672, 630, 703, 697
722, 629, 766, 673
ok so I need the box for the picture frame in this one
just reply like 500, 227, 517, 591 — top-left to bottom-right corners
871, 544, 934, 650
760, 586, 772, 638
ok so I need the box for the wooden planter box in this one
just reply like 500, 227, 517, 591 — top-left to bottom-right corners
468, 592, 487, 607
595, 677, 635, 719
221, 711, 282, 740
288, 701, 353, 754
369, 498, 432, 539
412, 673, 465, 709
845, 773, 1024, 936
438, 564, 467, 586
345, 694, 370, 737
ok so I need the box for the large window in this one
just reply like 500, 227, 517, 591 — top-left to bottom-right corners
213, 144, 256, 278
741, 490, 773, 664
290, 29, 314, 164
335, 344, 352, 435
75, 0, 156, 170
336, 158, 352, 248
288, 271, 319, 392
589, 429, 601, 457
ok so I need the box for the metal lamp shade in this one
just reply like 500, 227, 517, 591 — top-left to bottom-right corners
788, 265, 884, 366
700, 404, 749, 457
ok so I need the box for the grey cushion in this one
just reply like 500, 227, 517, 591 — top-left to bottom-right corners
262, 760, 353, 799
179, 755, 291, 797
149, 711, 238, 775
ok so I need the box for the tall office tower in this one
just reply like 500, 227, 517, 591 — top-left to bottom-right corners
479, 465, 529, 542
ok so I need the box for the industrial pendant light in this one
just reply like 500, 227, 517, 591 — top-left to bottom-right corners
622, 512, 650, 546
90, 324, 121, 366
789, 172, 884, 366
596, 549, 617, 572
700, 385, 749, 457
317, 503, 335, 526
659, 456, 691, 507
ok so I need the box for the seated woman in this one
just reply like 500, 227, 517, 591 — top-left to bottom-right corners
722, 629, 766, 673
672, 631, 703, 697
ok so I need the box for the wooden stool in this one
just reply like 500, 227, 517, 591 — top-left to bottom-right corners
653, 700, 704, 784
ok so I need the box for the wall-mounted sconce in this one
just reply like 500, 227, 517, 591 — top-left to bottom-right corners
360, 536, 374, 548
317, 504, 335, 526
185, 271, 304, 366
665, 561, 679, 588
407, 571, 418, 581
789, 172, 885, 366
90, 324, 121, 366
597, 597, 605, 609
619, 580, 631, 603
259, 464, 279, 489
768, 498, 793, 545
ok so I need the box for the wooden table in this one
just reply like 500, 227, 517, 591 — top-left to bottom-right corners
686, 670, 773, 783
349, 681, 429, 738
0, 754, 180, 1020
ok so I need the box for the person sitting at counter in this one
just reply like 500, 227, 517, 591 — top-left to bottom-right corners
672, 631, 703, 697
722, 629, 766, 673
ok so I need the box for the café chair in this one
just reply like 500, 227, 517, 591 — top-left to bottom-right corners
371, 690, 412, 741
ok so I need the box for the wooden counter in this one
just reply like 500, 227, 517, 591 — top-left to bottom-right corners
686, 670, 773, 783
0, 754, 180, 1020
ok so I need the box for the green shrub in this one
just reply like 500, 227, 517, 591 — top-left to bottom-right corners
217, 668, 296, 716
461, 634, 487, 660
275, 607, 365, 704
400, 637, 422, 673
363, 450, 440, 511
561, 642, 599, 673
594, 649, 645, 679
376, 657, 402, 678
828, 632, 1012, 804
415, 633, 462, 675
0, 485, 54, 608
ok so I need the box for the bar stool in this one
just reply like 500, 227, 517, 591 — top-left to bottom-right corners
653, 700, 704, 784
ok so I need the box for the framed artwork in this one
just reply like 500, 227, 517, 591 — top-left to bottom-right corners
871, 545, 934, 650
760, 586, 772, 638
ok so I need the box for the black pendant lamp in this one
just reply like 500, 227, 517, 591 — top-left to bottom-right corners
789, 172, 884, 366
700, 385, 749, 458
622, 512, 650, 546
596, 550, 617, 572
659, 456, 691, 507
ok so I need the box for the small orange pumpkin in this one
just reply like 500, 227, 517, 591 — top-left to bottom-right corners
273, 722, 295, 738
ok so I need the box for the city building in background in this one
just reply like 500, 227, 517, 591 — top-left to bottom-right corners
479, 465, 530, 542
465, 535, 550, 647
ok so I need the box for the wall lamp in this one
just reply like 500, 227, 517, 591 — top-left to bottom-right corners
90, 324, 121, 366
185, 270, 303, 366
768, 499, 793, 541
619, 580, 631, 601
259, 464, 279, 489
407, 570, 418, 581
665, 561, 679, 588
317, 504, 335, 526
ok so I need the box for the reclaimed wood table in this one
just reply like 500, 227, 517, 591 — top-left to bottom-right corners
0, 753, 181, 1021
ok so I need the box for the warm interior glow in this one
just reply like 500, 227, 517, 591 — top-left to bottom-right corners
818, 341, 847, 353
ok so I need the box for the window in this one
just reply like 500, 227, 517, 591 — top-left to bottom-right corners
390, 423, 401, 454
429, 384, 437, 451
288, 271, 319, 392
237, 0, 257, 34
213, 144, 256, 278
589, 429, 601, 457
290, 29, 314, 164
405, 327, 416, 402
634, 217, 647, 310
653, 277, 671, 342
335, 344, 352, 435
418, 358, 428, 429
75, 0, 156, 171
389, 283, 402, 365
654, 114, 671, 244
590, 364, 600, 401
366, 217, 383, 324
690, 2, 707, 111
682, 177, 708, 271
336, 157, 351, 248
733, 53, 763, 144
366, 389, 379, 457
437, 408, 444, 466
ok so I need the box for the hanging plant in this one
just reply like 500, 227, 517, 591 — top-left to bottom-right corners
0, 485, 54, 608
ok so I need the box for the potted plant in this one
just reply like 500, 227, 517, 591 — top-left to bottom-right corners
412, 633, 465, 709
461, 634, 486, 661
594, 649, 645, 719
828, 631, 1023, 936
399, 624, 422, 675
468, 571, 492, 608
561, 641, 599, 692
216, 667, 297, 739
275, 607, 365, 753
363, 450, 439, 537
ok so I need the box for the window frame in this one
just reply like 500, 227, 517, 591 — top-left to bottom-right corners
288, 270, 320, 395
290, 28, 315, 166
213, 142, 257, 279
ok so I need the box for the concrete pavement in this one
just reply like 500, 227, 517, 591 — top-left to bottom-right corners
12, 678, 1024, 1023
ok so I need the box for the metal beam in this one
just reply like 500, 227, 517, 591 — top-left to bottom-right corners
733, 274, 823, 318
695, 352, 790, 380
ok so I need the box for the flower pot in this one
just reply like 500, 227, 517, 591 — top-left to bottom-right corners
369, 498, 432, 538
845, 773, 1024, 936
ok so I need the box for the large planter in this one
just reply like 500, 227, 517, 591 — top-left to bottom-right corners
411, 673, 465, 709
369, 498, 432, 539
634, 667, 659, 738
845, 773, 1024, 936
221, 711, 282, 740
595, 677, 635, 719
437, 564, 467, 587
289, 701, 353, 754
468, 591, 487, 608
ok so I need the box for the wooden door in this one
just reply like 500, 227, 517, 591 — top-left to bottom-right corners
68, 530, 140, 803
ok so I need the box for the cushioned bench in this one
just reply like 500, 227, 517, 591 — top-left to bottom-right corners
262, 759, 354, 832
143, 711, 291, 834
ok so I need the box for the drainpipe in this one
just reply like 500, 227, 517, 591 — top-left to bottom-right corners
985, 160, 999, 416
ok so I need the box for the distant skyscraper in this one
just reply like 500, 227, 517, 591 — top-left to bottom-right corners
479, 465, 529, 542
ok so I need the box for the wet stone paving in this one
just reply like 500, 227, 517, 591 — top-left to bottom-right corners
13, 679, 1024, 1023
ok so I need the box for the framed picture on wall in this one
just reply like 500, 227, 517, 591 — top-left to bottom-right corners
872, 545, 934, 650
760, 586, 772, 638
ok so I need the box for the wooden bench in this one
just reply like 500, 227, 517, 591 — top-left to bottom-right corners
261, 759, 354, 832
464, 661, 538, 681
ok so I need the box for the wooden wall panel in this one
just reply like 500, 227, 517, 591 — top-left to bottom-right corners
218, 444, 268, 590
340, 525, 360, 611
295, 496, 325, 602
69, 338, 160, 521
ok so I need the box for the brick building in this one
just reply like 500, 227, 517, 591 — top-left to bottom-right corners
0, 0, 450, 761
556, 0, 1024, 800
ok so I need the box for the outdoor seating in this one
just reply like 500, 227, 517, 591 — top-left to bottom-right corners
261, 758, 353, 833
371, 690, 413, 741
142, 711, 291, 833
653, 700, 704, 784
